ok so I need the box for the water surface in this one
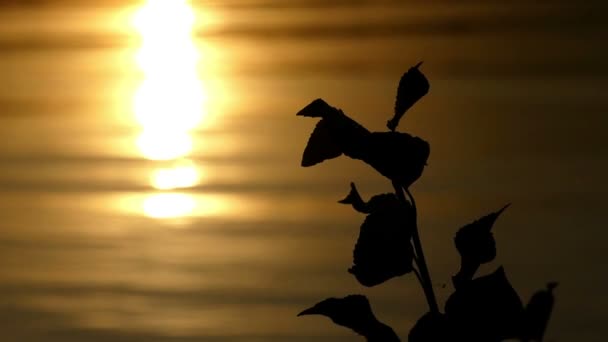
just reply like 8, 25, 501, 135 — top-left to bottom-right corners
0, 1, 606, 341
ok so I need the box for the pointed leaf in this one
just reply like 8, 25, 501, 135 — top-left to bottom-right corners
349, 199, 415, 287
387, 62, 429, 131
298, 99, 371, 167
339, 182, 369, 213
445, 266, 525, 341
454, 204, 510, 265
296, 98, 336, 118
298, 295, 400, 342
301, 118, 343, 167
339, 182, 402, 214
297, 99, 429, 186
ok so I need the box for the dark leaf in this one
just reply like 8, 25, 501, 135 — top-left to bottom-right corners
362, 132, 430, 188
296, 98, 338, 118
522, 282, 558, 342
298, 99, 430, 187
298, 295, 400, 342
445, 266, 525, 342
298, 98, 370, 164
339, 182, 402, 214
349, 197, 415, 287
339, 182, 369, 213
408, 312, 451, 342
366, 193, 402, 213
301, 118, 343, 167
387, 62, 429, 131
452, 204, 510, 287
454, 204, 510, 264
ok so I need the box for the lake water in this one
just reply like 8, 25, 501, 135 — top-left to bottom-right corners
0, 1, 606, 341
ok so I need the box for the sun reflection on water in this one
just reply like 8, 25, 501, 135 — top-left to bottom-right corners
141, 193, 197, 219
131, 0, 205, 219
150, 160, 201, 190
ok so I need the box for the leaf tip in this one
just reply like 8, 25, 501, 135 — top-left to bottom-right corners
498, 203, 511, 214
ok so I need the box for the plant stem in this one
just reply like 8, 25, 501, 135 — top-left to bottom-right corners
411, 264, 424, 290
393, 182, 439, 314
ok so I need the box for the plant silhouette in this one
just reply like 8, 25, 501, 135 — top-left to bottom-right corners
298, 295, 400, 342
340, 183, 415, 287
297, 99, 429, 189
296, 63, 557, 341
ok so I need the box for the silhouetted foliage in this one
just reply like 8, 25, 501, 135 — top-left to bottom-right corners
452, 204, 510, 288
445, 267, 524, 341
341, 183, 415, 287
298, 295, 400, 342
388, 61, 429, 131
408, 312, 450, 342
339, 182, 401, 214
522, 282, 558, 342
295, 63, 556, 342
298, 99, 430, 188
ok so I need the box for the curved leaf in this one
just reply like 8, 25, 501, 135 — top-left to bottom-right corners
452, 204, 510, 287
298, 295, 400, 342
339, 182, 370, 213
349, 197, 415, 287
297, 99, 430, 187
297, 98, 370, 167
387, 62, 430, 131
455, 204, 509, 263
301, 118, 343, 167
445, 266, 524, 342
339, 182, 402, 214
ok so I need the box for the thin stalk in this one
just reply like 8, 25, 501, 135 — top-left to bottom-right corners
410, 240, 420, 263
411, 263, 424, 290
393, 181, 439, 314
405, 187, 439, 314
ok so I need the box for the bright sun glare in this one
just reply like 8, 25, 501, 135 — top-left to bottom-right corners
150, 160, 201, 190
131, 0, 205, 218
141, 193, 197, 219
132, 0, 205, 158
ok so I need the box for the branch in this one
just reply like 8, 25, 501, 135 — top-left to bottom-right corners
393, 181, 439, 314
